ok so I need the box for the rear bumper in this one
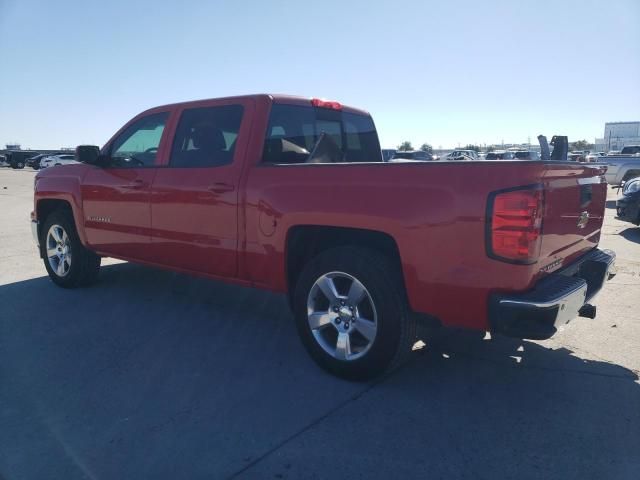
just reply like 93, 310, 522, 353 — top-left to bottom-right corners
489, 248, 616, 340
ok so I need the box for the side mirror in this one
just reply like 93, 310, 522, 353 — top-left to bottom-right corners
75, 145, 101, 165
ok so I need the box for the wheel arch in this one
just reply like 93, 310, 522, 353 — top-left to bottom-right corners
284, 225, 406, 306
36, 198, 88, 250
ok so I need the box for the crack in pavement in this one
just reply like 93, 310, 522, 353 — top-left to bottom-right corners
225, 339, 638, 478
226, 374, 387, 479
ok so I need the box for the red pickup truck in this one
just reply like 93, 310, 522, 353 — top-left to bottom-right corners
31, 94, 616, 379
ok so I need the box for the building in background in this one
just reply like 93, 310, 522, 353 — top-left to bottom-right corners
595, 121, 640, 152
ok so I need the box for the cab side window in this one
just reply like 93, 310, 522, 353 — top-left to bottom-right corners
109, 112, 168, 168
169, 105, 244, 168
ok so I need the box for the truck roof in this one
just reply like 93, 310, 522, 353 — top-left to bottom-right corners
146, 94, 371, 117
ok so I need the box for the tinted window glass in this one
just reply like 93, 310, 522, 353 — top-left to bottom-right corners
393, 152, 416, 159
262, 104, 381, 164
486, 153, 498, 160
170, 105, 244, 168
110, 112, 168, 168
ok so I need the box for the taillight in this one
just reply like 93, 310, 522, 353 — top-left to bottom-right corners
487, 186, 544, 264
311, 98, 342, 110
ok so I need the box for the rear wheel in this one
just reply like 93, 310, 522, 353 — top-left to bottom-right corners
293, 247, 415, 381
41, 210, 101, 288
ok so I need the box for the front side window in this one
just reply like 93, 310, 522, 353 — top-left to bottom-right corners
109, 112, 168, 168
262, 104, 381, 164
169, 105, 244, 168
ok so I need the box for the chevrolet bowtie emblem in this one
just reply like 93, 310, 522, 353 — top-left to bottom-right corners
577, 211, 590, 229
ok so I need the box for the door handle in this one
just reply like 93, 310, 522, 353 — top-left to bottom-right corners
208, 182, 234, 193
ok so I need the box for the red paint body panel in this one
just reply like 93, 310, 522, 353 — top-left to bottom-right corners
33, 94, 608, 332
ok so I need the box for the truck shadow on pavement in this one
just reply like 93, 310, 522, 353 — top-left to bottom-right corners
1, 262, 638, 480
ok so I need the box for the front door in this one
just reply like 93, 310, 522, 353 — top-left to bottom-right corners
82, 111, 170, 260
150, 100, 253, 277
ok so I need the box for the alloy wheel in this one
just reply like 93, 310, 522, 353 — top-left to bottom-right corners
46, 224, 72, 277
306, 271, 378, 361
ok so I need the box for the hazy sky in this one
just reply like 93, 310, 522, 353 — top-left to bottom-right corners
1, 0, 639, 149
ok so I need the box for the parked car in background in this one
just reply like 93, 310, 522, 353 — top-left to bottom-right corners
40, 154, 78, 169
390, 150, 434, 161
4, 150, 36, 169
444, 149, 479, 160
31, 93, 616, 380
616, 177, 640, 226
603, 145, 640, 186
381, 149, 396, 161
513, 150, 541, 161
485, 150, 515, 160
607, 150, 621, 155
568, 151, 588, 162
585, 152, 607, 163
27, 153, 53, 170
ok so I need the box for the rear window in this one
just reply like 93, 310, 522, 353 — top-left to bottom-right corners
486, 153, 499, 160
262, 104, 381, 164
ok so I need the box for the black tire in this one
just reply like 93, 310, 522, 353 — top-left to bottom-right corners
293, 246, 416, 381
622, 170, 640, 182
41, 209, 101, 288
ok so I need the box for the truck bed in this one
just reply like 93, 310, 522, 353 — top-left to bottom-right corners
244, 160, 608, 330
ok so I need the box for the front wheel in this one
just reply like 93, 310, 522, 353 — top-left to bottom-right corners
293, 247, 415, 381
41, 210, 101, 288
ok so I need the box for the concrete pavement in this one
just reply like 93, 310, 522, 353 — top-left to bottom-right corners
0, 168, 638, 479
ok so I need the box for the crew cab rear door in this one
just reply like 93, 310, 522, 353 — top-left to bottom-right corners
82, 110, 171, 260
150, 98, 254, 277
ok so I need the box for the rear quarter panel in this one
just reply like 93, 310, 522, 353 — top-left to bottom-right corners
244, 161, 566, 330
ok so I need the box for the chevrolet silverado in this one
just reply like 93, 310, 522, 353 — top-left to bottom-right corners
31, 94, 616, 379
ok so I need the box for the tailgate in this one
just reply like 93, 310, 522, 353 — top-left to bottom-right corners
537, 163, 607, 275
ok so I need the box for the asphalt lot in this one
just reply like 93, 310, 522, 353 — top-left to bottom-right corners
1, 167, 639, 480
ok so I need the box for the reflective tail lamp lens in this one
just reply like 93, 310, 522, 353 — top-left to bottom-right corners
487, 187, 544, 263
